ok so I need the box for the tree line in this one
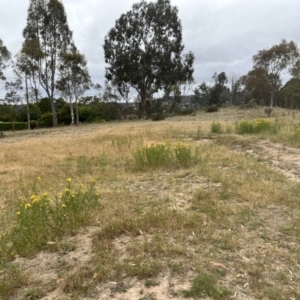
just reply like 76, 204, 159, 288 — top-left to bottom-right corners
0, 0, 300, 129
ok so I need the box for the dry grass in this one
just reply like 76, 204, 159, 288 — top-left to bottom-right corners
1, 107, 300, 299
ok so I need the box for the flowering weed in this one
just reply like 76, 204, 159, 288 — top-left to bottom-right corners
1, 178, 99, 258
133, 141, 199, 170
174, 142, 192, 167
235, 118, 281, 135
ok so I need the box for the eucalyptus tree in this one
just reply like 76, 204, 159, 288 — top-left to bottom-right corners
0, 38, 11, 81
3, 78, 23, 130
104, 0, 194, 118
56, 44, 91, 126
22, 0, 73, 126
291, 59, 300, 78
253, 40, 299, 108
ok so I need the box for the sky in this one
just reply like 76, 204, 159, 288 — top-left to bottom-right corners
0, 0, 299, 98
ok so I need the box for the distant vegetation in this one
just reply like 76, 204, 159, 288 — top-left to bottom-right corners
1, 0, 300, 129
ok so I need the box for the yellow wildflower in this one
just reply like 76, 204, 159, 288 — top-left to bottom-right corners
64, 188, 70, 194
62, 204, 67, 208
25, 203, 31, 209
66, 178, 72, 183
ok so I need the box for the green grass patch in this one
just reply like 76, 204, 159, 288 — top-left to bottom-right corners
132, 141, 199, 170
235, 118, 281, 134
182, 271, 231, 299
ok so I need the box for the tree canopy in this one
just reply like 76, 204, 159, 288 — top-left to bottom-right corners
0, 38, 11, 81
104, 0, 194, 118
253, 39, 299, 107
22, 0, 73, 126
56, 44, 91, 125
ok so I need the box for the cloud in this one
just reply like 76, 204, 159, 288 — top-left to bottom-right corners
0, 0, 299, 96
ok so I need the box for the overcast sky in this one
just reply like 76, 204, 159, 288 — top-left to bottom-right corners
0, 0, 299, 98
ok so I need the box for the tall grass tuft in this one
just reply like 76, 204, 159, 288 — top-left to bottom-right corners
132, 141, 199, 170
210, 122, 222, 134
235, 118, 281, 135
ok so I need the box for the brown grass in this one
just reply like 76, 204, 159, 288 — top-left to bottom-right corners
1, 107, 300, 299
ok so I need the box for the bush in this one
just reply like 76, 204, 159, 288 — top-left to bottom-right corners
180, 108, 195, 115
40, 112, 53, 127
30, 120, 37, 129
206, 105, 219, 113
264, 107, 273, 117
0, 122, 27, 131
245, 99, 257, 108
151, 112, 165, 121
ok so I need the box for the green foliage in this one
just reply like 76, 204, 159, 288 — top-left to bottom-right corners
180, 108, 195, 116
174, 142, 193, 167
39, 98, 52, 114
235, 118, 281, 134
40, 112, 53, 127
133, 142, 173, 169
206, 105, 219, 113
104, 0, 194, 118
182, 272, 230, 299
0, 38, 11, 81
210, 122, 223, 134
151, 112, 165, 121
133, 141, 198, 170
0, 178, 99, 258
23, 0, 73, 126
57, 103, 71, 124
0, 122, 27, 131
0, 264, 27, 300
253, 40, 299, 107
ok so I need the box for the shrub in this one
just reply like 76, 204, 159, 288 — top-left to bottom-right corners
245, 99, 257, 108
40, 112, 53, 127
0, 122, 27, 131
151, 112, 165, 121
264, 107, 273, 117
30, 120, 37, 129
206, 105, 219, 113
180, 108, 195, 116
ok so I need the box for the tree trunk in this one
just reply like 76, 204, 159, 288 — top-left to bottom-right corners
75, 101, 79, 126
25, 75, 31, 130
69, 101, 75, 125
140, 86, 148, 119
270, 91, 274, 108
50, 97, 58, 127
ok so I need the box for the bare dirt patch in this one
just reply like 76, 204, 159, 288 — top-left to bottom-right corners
239, 139, 300, 182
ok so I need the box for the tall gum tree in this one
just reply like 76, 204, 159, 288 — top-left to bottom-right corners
0, 38, 11, 81
253, 40, 299, 108
56, 44, 91, 126
104, 0, 194, 118
22, 0, 72, 127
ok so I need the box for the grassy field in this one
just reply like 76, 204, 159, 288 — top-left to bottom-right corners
1, 107, 300, 300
